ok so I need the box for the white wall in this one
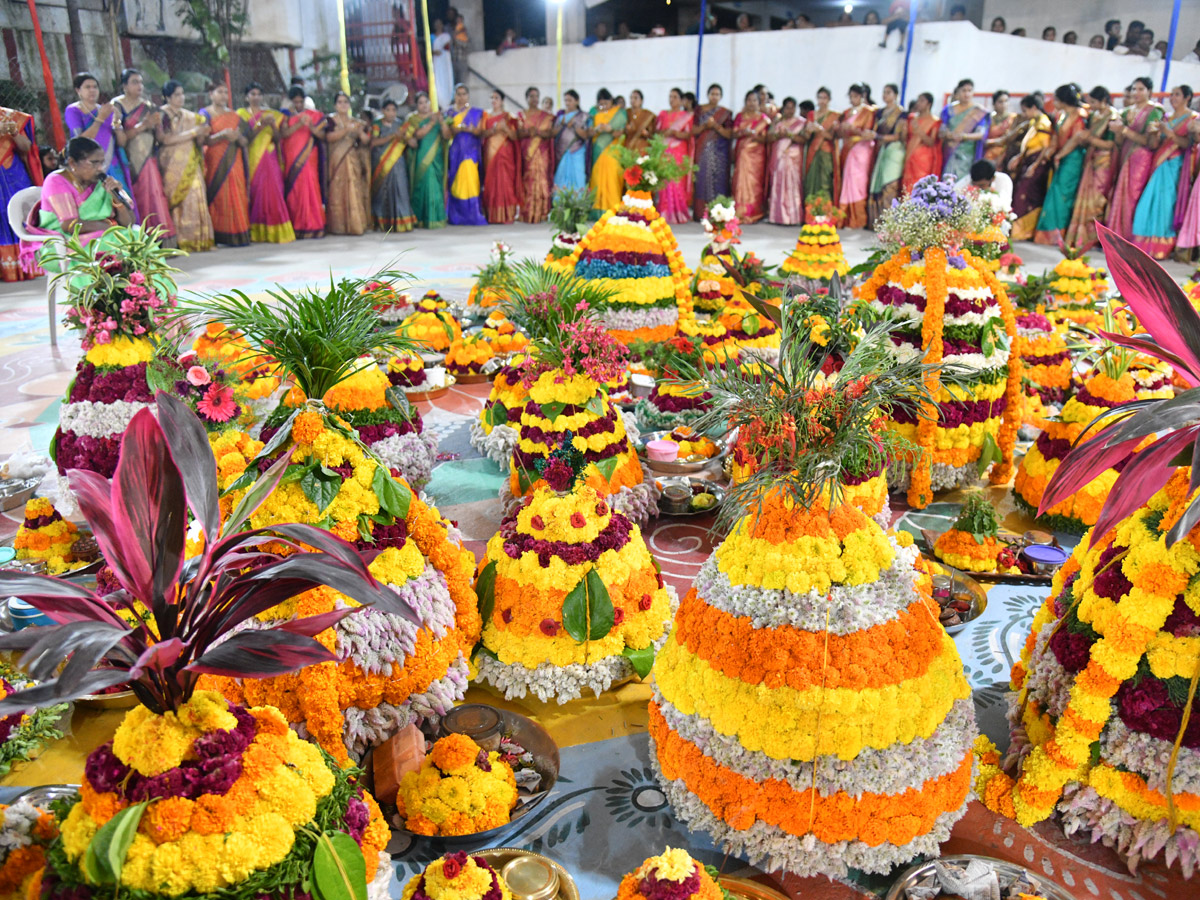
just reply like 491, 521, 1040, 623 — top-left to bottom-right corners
980, 0, 1199, 52
467, 22, 1200, 112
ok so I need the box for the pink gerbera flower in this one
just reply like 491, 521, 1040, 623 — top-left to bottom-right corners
196, 385, 238, 422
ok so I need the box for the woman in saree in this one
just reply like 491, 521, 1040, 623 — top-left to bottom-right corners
1008, 94, 1055, 242
732, 89, 770, 224
113, 68, 173, 242
693, 83, 733, 221
767, 97, 806, 225
1174, 115, 1200, 261
939, 78, 990, 180
1105, 77, 1165, 241
199, 82, 250, 246
867, 83, 906, 227
482, 90, 522, 224
238, 82, 295, 243
25, 137, 134, 265
625, 89, 656, 154
156, 80, 214, 252
323, 91, 371, 235
280, 85, 327, 238
1130, 85, 1198, 259
441, 83, 487, 226
1034, 84, 1090, 245
553, 90, 588, 192
369, 99, 415, 232
802, 87, 840, 218
837, 83, 877, 228
902, 93, 943, 193
983, 90, 1020, 166
66, 72, 135, 216
518, 86, 553, 223
0, 103, 42, 282
404, 92, 447, 229
1064, 87, 1119, 252
656, 87, 694, 224
588, 88, 627, 214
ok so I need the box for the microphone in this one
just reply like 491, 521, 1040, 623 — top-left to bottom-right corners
106, 181, 135, 211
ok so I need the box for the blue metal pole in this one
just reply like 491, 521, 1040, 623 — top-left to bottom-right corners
899, 1, 919, 106
1160, 0, 1182, 91
696, 0, 708, 99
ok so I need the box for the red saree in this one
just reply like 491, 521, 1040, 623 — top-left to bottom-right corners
282, 109, 325, 238
199, 108, 250, 246
483, 112, 522, 224
518, 108, 553, 223
732, 112, 770, 224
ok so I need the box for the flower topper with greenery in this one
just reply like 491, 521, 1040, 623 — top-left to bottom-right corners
804, 196, 845, 226
702, 196, 741, 251
54, 227, 182, 350
617, 135, 694, 195
875, 175, 995, 256
0, 393, 415, 716
500, 261, 617, 345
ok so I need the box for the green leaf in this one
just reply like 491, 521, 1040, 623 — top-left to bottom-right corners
222, 467, 259, 496
743, 314, 760, 336
385, 386, 411, 416
593, 455, 619, 483
976, 432, 1001, 478
585, 394, 606, 416
476, 560, 497, 626
357, 514, 375, 543
254, 408, 300, 462
48, 429, 58, 464
301, 465, 343, 513
281, 461, 315, 486
562, 568, 614, 643
312, 831, 367, 900
622, 645, 655, 679
540, 400, 569, 422
81, 801, 147, 886
485, 403, 508, 428
372, 465, 412, 520
473, 643, 499, 662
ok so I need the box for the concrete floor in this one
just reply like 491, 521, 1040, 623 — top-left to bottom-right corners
0, 220, 1192, 462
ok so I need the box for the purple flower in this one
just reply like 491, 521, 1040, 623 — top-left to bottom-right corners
343, 793, 370, 843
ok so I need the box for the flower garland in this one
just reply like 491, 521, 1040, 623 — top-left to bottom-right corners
973, 254, 1022, 487
396, 734, 518, 836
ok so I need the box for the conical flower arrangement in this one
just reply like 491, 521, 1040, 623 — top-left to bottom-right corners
563, 137, 694, 344
692, 196, 742, 314
1045, 252, 1108, 330
51, 229, 180, 498
650, 298, 976, 878
780, 198, 849, 284
1013, 312, 1072, 409
981, 229, 1200, 877
857, 175, 1022, 508
476, 438, 674, 703
176, 280, 479, 766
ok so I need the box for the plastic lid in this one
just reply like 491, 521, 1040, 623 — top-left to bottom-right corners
1024, 544, 1068, 564
441, 704, 502, 740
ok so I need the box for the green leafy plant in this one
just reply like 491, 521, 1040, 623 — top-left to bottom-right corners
951, 493, 1001, 544
176, 0, 248, 67
549, 187, 595, 237
616, 134, 694, 193
500, 260, 615, 342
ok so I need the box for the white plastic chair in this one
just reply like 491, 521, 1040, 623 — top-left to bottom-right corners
6, 186, 62, 347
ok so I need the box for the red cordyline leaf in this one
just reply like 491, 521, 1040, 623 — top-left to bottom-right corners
1087, 429, 1199, 547
1040, 431, 1141, 517
1097, 223, 1200, 386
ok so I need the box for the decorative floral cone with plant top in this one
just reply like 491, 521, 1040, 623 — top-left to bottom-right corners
650, 299, 977, 878
172, 279, 480, 765
0, 393, 400, 900
546, 186, 595, 268
51, 227, 182, 503
616, 848, 725, 900
781, 198, 850, 284
1045, 243, 1108, 330
692, 196, 742, 313
468, 240, 516, 311
401, 852, 514, 900
990, 224, 1200, 878
190, 322, 283, 428
562, 136, 695, 343
933, 494, 1019, 574
1013, 312, 1072, 410
630, 332, 720, 432
478, 431, 675, 702
400, 298, 463, 352
857, 174, 1022, 507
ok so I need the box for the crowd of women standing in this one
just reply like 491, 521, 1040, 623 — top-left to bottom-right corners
5, 71, 1200, 285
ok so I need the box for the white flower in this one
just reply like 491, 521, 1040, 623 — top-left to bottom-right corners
637, 155, 649, 164
645, 171, 658, 186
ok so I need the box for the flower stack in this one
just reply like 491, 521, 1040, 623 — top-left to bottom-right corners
52, 230, 180, 492
364, 278, 413, 324
396, 733, 518, 835
468, 241, 515, 312
564, 138, 694, 344
858, 175, 1022, 508
982, 227, 1200, 877
617, 849, 724, 900
190, 323, 282, 427
1013, 312, 1072, 409
477, 438, 674, 702
388, 351, 428, 389
1045, 254, 1106, 330
632, 333, 717, 432
692, 196, 741, 314
715, 294, 780, 359
479, 309, 529, 356
0, 797, 56, 900
400, 298, 462, 352
180, 281, 480, 765
649, 299, 977, 878
471, 357, 530, 467
401, 853, 513, 900
445, 335, 497, 378
13, 498, 85, 574
780, 198, 849, 283
507, 319, 656, 526
933, 495, 1019, 574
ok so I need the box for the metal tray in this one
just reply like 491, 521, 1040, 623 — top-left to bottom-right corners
0, 477, 40, 513
638, 430, 727, 475
886, 854, 1076, 900
655, 477, 726, 517
395, 706, 560, 848
477, 849, 579, 900
402, 375, 457, 402
927, 563, 988, 635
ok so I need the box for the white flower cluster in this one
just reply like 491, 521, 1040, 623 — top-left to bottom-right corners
887, 459, 977, 494
490, 240, 513, 262
469, 420, 520, 467
608, 479, 660, 530
599, 305, 679, 334
622, 193, 655, 210
608, 215, 652, 231
59, 399, 152, 439
368, 851, 394, 900
368, 430, 438, 491
645, 171, 659, 186
636, 155, 650, 165
708, 202, 737, 223
0, 798, 41, 858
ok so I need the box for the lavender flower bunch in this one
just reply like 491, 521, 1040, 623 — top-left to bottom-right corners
875, 175, 992, 255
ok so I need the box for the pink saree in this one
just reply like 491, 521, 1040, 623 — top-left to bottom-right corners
1105, 104, 1164, 241
733, 112, 770, 224
837, 106, 877, 229
655, 109, 694, 224
767, 117, 805, 225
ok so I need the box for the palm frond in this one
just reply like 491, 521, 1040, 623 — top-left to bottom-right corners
173, 272, 417, 400
501, 260, 615, 344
